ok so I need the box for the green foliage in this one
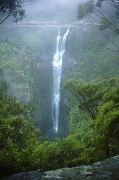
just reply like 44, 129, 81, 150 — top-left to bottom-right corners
93, 84, 119, 157
1, 76, 119, 176
77, 0, 119, 35
0, 40, 33, 84
1, 3, 119, 176
0, 82, 32, 119
66, 28, 119, 81
0, 117, 40, 175
33, 135, 86, 171
69, 106, 90, 134
64, 79, 102, 120
77, 0, 94, 19
64, 77, 119, 120
64, 77, 119, 162
0, 79, 42, 177
0, 0, 26, 24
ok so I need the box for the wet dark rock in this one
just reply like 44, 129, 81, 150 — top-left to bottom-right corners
1, 171, 42, 180
1, 155, 119, 180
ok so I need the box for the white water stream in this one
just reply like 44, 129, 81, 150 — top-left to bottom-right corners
52, 27, 69, 132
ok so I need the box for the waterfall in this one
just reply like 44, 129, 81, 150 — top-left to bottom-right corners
52, 27, 69, 132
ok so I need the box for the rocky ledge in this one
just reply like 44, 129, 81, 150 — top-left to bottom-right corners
2, 155, 119, 180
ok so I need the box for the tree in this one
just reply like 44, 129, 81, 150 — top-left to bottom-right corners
0, 79, 42, 177
64, 77, 119, 160
93, 80, 119, 158
0, 0, 27, 24
77, 0, 119, 37
64, 77, 119, 120
64, 79, 102, 120
77, 0, 94, 20
64, 77, 119, 162
94, 100, 119, 158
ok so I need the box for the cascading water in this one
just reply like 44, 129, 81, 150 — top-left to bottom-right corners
52, 27, 69, 132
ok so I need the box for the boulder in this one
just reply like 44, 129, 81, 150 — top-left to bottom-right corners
2, 155, 119, 180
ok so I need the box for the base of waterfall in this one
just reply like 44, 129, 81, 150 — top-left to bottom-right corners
44, 127, 59, 141
2, 155, 119, 180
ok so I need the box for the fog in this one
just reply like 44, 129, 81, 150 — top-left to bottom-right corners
23, 0, 87, 23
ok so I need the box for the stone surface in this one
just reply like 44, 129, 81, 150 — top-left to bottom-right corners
4, 72, 30, 103
1, 155, 119, 180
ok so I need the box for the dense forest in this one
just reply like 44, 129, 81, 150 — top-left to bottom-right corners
0, 0, 119, 178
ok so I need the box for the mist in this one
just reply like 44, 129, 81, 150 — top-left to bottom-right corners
1, 0, 119, 177
23, 0, 87, 23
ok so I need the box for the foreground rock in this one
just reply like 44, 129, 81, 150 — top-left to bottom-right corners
2, 155, 119, 180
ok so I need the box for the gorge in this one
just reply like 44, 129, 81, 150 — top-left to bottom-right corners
1, 0, 119, 178
2, 20, 110, 138
4, 19, 98, 138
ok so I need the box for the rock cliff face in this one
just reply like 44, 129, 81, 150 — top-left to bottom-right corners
2, 23, 101, 136
4, 72, 30, 103
2, 155, 119, 180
